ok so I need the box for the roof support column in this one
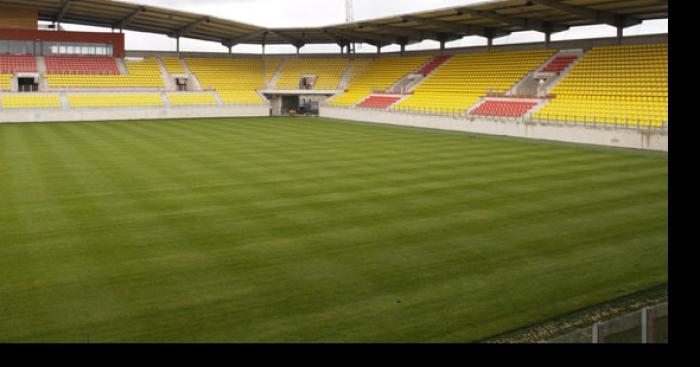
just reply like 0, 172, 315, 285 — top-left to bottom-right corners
545, 32, 551, 49
487, 36, 493, 50
398, 37, 408, 57
617, 25, 624, 45
176, 37, 180, 56
262, 43, 267, 88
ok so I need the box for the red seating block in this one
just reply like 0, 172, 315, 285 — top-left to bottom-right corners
0, 55, 37, 73
45, 56, 119, 75
357, 95, 402, 109
470, 100, 539, 118
541, 55, 578, 74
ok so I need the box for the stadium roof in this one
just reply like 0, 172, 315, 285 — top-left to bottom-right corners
0, 0, 669, 47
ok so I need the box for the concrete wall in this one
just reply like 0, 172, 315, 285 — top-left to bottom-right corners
320, 106, 668, 152
0, 105, 270, 124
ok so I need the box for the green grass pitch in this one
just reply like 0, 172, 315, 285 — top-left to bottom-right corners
0, 117, 668, 342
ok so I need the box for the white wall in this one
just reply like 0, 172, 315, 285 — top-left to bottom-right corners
0, 105, 270, 124
320, 106, 668, 152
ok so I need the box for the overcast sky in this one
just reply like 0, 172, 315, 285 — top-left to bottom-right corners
51, 0, 668, 54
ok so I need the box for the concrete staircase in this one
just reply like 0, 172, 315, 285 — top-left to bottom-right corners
338, 59, 355, 90
506, 50, 584, 97
36, 56, 47, 74
179, 58, 203, 91
510, 50, 584, 97
387, 55, 451, 94
211, 90, 225, 106
160, 93, 171, 108
115, 58, 129, 75
156, 57, 177, 91
59, 94, 70, 110
267, 59, 285, 89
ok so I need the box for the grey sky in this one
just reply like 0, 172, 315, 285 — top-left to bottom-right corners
53, 0, 668, 54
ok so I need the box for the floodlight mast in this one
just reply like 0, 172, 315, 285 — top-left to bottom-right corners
345, 0, 356, 53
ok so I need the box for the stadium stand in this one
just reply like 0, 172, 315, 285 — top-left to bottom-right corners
161, 57, 187, 74
470, 100, 539, 118
185, 57, 280, 104
45, 56, 119, 75
330, 56, 431, 106
533, 44, 668, 127
274, 58, 348, 90
1, 94, 61, 109
394, 50, 555, 113
67, 94, 164, 108
167, 93, 218, 106
0, 55, 37, 73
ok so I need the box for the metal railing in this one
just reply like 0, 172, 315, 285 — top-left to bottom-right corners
320, 103, 669, 132
548, 303, 668, 344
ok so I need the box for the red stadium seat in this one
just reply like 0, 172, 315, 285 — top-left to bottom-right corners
0, 55, 37, 73
470, 100, 539, 118
357, 95, 402, 109
416, 55, 451, 76
45, 56, 120, 75
541, 55, 578, 74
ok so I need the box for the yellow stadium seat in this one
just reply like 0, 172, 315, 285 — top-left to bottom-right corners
185, 57, 280, 105
46, 57, 164, 89
68, 94, 164, 108
534, 44, 668, 127
167, 93, 218, 106
1, 94, 61, 109
275, 58, 348, 90
395, 50, 555, 113
330, 56, 431, 106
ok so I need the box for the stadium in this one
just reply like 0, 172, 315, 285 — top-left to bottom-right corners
0, 0, 668, 343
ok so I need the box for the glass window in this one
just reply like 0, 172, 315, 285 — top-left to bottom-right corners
0, 40, 8, 54
81, 46, 88, 55
59, 45, 66, 54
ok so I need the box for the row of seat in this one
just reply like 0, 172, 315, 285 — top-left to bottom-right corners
1, 94, 61, 109
0, 74, 11, 91
0, 93, 221, 109
0, 55, 37, 73
45, 56, 119, 75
